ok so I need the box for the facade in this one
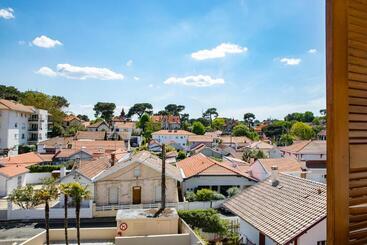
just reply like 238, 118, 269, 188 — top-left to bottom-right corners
0, 99, 49, 156
0, 165, 28, 196
62, 115, 82, 128
188, 135, 216, 150
53, 149, 93, 164
94, 151, 182, 205
177, 153, 256, 195
152, 130, 194, 151
86, 120, 110, 132
223, 172, 326, 245
245, 141, 275, 156
151, 115, 180, 130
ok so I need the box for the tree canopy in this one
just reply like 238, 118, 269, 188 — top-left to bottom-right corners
244, 113, 256, 128
290, 122, 315, 140
127, 103, 153, 118
93, 102, 116, 122
164, 104, 185, 116
192, 121, 206, 135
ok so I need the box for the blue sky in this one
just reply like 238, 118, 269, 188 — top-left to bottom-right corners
0, 0, 325, 120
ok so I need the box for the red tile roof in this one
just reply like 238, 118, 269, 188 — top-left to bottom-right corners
77, 157, 111, 179
151, 115, 180, 124
177, 153, 255, 180
0, 165, 29, 178
256, 158, 303, 173
152, 130, 194, 136
0, 99, 34, 113
63, 115, 82, 122
0, 152, 46, 166
75, 131, 106, 140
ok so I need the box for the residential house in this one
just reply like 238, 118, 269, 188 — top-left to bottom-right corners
37, 136, 74, 154
53, 149, 93, 164
151, 115, 180, 130
317, 129, 327, 140
191, 145, 223, 159
93, 151, 182, 205
277, 140, 327, 183
245, 141, 275, 156
75, 131, 106, 141
219, 136, 252, 150
188, 135, 216, 150
148, 139, 162, 153
110, 121, 141, 147
62, 115, 82, 128
152, 130, 194, 151
223, 171, 326, 245
86, 120, 110, 132
70, 140, 126, 158
177, 153, 256, 195
0, 152, 53, 167
0, 164, 28, 197
249, 158, 304, 181
0, 99, 32, 156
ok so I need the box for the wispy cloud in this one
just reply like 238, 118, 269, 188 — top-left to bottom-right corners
279, 57, 301, 66
191, 43, 247, 60
0, 8, 14, 19
164, 75, 224, 87
36, 64, 124, 80
126, 59, 133, 67
32, 35, 63, 48
133, 76, 140, 81
308, 49, 317, 54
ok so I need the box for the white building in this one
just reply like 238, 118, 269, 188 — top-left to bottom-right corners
177, 153, 256, 195
28, 109, 50, 145
152, 130, 194, 151
223, 171, 326, 245
0, 165, 28, 197
0, 100, 33, 155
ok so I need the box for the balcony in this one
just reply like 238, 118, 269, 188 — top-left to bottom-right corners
28, 127, 38, 132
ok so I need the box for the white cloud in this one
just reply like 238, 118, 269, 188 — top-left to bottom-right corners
308, 49, 317, 54
164, 75, 224, 87
32, 35, 63, 48
126, 60, 133, 67
280, 57, 301, 66
36, 64, 124, 80
133, 76, 140, 81
0, 8, 14, 19
36, 67, 57, 77
191, 43, 247, 60
148, 84, 154, 88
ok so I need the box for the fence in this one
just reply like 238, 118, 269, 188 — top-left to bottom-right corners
25, 173, 52, 184
6, 200, 93, 220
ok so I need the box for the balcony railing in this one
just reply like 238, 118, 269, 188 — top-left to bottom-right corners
28, 127, 38, 132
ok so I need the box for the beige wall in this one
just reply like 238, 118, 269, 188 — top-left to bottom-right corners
95, 162, 178, 205
115, 234, 190, 245
116, 216, 178, 236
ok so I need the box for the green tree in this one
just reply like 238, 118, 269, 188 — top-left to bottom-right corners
68, 183, 91, 245
35, 178, 59, 245
290, 122, 315, 140
242, 148, 267, 162
127, 103, 153, 118
192, 121, 206, 135
226, 187, 240, 197
244, 113, 256, 128
0, 85, 22, 101
93, 102, 116, 122
320, 109, 326, 116
59, 183, 73, 245
177, 150, 186, 160
303, 111, 315, 123
232, 124, 250, 137
138, 113, 150, 131
279, 134, 294, 146
212, 118, 226, 131
203, 108, 218, 127
164, 104, 185, 116
77, 114, 89, 121
51, 96, 70, 109
9, 185, 41, 209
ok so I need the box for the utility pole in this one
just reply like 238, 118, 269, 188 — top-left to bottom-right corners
161, 144, 166, 210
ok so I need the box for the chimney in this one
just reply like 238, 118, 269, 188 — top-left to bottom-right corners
270, 165, 279, 187
111, 153, 116, 166
60, 166, 66, 179
127, 139, 131, 152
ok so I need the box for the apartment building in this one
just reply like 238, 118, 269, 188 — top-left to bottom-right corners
0, 99, 50, 156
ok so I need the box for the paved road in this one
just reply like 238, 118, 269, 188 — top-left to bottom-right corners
0, 218, 116, 244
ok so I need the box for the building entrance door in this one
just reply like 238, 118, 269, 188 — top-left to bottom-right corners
132, 186, 141, 204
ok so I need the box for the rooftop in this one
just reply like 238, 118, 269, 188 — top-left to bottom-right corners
75, 131, 106, 140
223, 173, 326, 245
152, 130, 194, 136
77, 157, 111, 180
0, 152, 48, 166
256, 158, 303, 174
0, 99, 34, 113
0, 164, 29, 178
280, 140, 326, 155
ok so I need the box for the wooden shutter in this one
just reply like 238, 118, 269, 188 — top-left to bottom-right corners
327, 0, 367, 243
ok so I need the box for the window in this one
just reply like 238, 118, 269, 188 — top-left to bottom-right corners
134, 168, 141, 177
317, 241, 326, 245
15, 123, 18, 128
17, 176, 22, 187
21, 134, 25, 139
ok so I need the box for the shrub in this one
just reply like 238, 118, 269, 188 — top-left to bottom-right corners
185, 191, 197, 202
195, 189, 216, 201
177, 150, 186, 160
213, 192, 225, 200
226, 187, 240, 197
28, 163, 72, 173
178, 209, 228, 235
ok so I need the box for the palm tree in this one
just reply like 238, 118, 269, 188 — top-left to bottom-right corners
59, 183, 73, 245
35, 178, 59, 245
68, 182, 91, 245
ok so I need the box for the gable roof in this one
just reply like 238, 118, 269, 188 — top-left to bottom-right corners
188, 135, 214, 143
247, 141, 274, 150
63, 115, 82, 122
223, 174, 326, 245
280, 140, 326, 155
70, 140, 126, 155
54, 149, 92, 159
0, 152, 47, 166
0, 99, 34, 113
256, 158, 303, 174
151, 115, 180, 124
94, 151, 182, 182
0, 165, 29, 178
152, 130, 194, 136
38, 137, 73, 148
177, 153, 255, 180
75, 131, 106, 140
113, 121, 136, 129
77, 157, 111, 180
87, 120, 109, 129
219, 136, 251, 144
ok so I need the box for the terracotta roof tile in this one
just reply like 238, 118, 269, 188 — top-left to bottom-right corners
0, 99, 34, 113
152, 130, 194, 136
223, 174, 326, 245
280, 140, 326, 155
151, 115, 180, 124
0, 165, 29, 178
257, 158, 303, 173
0, 152, 45, 166
63, 115, 81, 122
188, 135, 214, 143
77, 157, 111, 179
75, 131, 106, 140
